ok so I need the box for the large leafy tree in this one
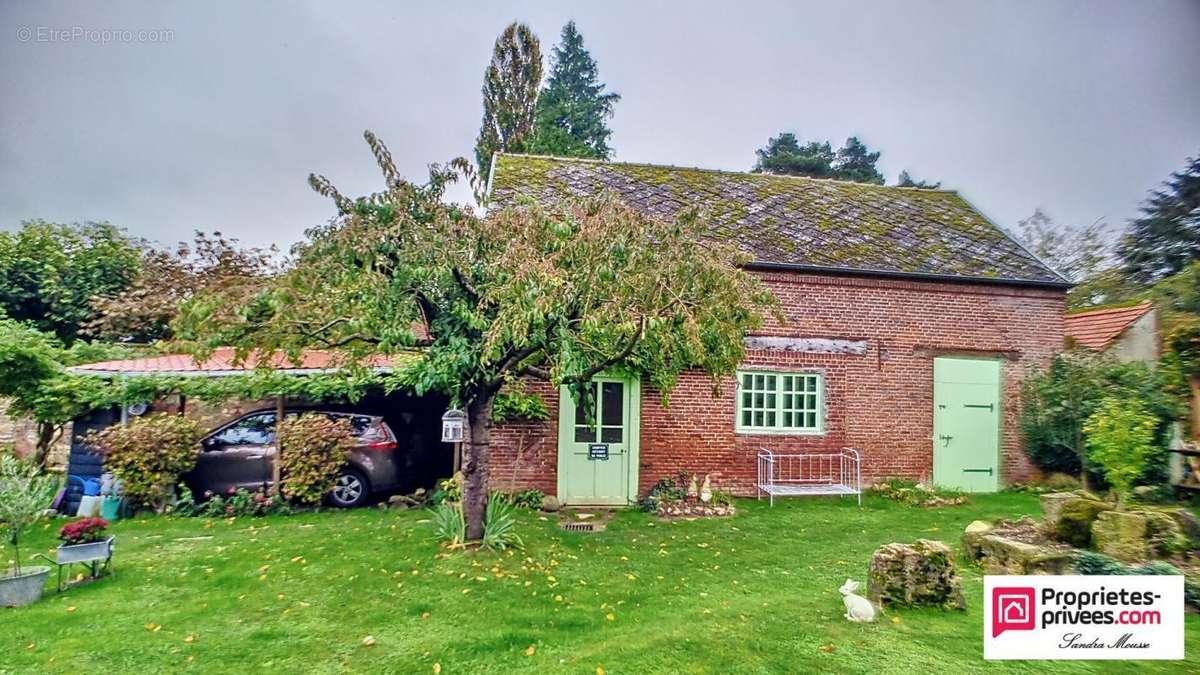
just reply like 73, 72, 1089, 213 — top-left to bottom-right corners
0, 220, 142, 343
529, 21, 620, 160
88, 232, 275, 343
474, 22, 542, 178
178, 132, 775, 539
0, 318, 130, 466
1119, 154, 1200, 284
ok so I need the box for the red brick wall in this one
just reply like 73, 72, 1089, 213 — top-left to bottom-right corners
489, 270, 1065, 497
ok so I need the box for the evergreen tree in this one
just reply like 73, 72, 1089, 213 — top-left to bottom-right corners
831, 136, 884, 184
1118, 154, 1200, 284
752, 133, 834, 178
897, 170, 941, 189
475, 23, 542, 178
530, 21, 620, 159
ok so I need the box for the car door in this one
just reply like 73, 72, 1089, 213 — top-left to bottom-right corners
193, 412, 276, 495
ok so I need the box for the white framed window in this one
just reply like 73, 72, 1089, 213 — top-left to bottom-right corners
735, 370, 823, 434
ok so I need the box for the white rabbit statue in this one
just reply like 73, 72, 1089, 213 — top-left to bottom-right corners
839, 579, 876, 623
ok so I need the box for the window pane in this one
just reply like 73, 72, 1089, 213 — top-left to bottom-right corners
806, 412, 817, 428
601, 426, 623, 443
764, 375, 776, 391
742, 410, 752, 426
742, 373, 752, 389
601, 382, 624, 427
783, 412, 793, 427
742, 391, 751, 408
754, 392, 764, 408
765, 411, 776, 427
754, 411, 763, 426
806, 394, 817, 411
574, 425, 596, 443
766, 393, 776, 408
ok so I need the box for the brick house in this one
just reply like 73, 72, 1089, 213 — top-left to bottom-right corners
483, 154, 1069, 504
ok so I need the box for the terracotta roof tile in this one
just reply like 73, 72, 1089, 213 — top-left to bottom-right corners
489, 154, 1067, 285
1063, 302, 1154, 351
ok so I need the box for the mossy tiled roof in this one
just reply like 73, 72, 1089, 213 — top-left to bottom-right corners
489, 154, 1067, 286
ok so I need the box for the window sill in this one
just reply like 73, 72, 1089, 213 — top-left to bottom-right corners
734, 428, 826, 437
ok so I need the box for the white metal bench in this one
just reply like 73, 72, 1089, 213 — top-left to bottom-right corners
756, 448, 862, 506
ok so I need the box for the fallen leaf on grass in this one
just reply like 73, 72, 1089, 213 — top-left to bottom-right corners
65, 606, 76, 613
362, 636, 376, 647
606, 613, 615, 621
421, 612, 430, 619
818, 644, 836, 654
184, 635, 196, 644
433, 663, 441, 673
525, 645, 536, 656
145, 623, 161, 632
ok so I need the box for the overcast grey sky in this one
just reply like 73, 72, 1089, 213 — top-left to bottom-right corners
1, 1, 1197, 251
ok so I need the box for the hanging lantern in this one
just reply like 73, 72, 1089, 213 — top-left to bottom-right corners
441, 408, 467, 443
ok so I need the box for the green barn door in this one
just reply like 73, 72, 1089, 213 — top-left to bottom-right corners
557, 377, 640, 506
933, 357, 1001, 492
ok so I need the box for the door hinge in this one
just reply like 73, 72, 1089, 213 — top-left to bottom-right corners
964, 403, 995, 411
962, 467, 994, 475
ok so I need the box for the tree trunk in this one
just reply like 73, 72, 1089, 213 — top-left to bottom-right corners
462, 392, 496, 541
32, 422, 57, 469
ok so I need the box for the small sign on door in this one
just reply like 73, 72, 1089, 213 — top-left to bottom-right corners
588, 444, 609, 460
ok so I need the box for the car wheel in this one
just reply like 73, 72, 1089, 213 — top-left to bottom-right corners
329, 468, 370, 508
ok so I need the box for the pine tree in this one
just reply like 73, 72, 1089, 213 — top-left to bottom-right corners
475, 23, 542, 178
897, 170, 941, 189
752, 133, 834, 178
1119, 154, 1200, 283
831, 136, 884, 184
530, 22, 620, 159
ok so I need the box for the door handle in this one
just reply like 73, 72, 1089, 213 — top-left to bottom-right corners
247, 454, 265, 460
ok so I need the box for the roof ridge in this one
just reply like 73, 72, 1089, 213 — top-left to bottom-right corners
494, 152, 960, 194
1065, 300, 1153, 318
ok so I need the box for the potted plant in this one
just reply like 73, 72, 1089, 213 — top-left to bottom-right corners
57, 517, 114, 565
0, 454, 59, 607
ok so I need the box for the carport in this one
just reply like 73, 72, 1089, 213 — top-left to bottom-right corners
63, 348, 450, 513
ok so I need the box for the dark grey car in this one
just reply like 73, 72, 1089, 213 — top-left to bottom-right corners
184, 410, 401, 507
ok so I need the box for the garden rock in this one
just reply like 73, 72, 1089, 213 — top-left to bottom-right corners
963, 517, 1075, 575
962, 520, 994, 560
1051, 493, 1114, 548
1092, 510, 1188, 562
867, 539, 965, 610
1092, 511, 1149, 562
1039, 492, 1078, 532
540, 496, 561, 512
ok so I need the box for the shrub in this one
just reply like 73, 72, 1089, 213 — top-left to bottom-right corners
89, 414, 200, 513
0, 454, 59, 575
1021, 352, 1180, 488
482, 492, 523, 552
1084, 398, 1158, 507
432, 502, 465, 548
1076, 551, 1199, 609
278, 414, 355, 505
58, 517, 108, 545
430, 473, 463, 506
499, 489, 544, 509
179, 486, 293, 518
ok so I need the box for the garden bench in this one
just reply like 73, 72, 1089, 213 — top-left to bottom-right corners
756, 448, 862, 506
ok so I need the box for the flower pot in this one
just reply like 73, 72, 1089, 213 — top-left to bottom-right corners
0, 566, 50, 607
56, 537, 114, 565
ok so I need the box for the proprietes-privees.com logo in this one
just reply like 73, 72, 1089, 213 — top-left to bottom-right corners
984, 575, 1184, 660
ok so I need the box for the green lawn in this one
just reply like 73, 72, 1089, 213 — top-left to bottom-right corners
1, 493, 1195, 674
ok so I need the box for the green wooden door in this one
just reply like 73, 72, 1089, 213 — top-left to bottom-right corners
933, 357, 1001, 492
557, 377, 640, 506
